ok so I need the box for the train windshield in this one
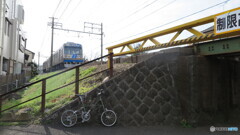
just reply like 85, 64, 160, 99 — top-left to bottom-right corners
64, 47, 80, 55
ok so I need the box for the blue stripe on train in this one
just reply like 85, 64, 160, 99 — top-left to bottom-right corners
72, 54, 78, 58
64, 59, 84, 63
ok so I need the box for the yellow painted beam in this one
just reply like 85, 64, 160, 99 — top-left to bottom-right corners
139, 40, 147, 49
127, 45, 135, 51
120, 46, 125, 53
114, 50, 135, 56
187, 28, 204, 37
170, 30, 182, 42
149, 38, 160, 45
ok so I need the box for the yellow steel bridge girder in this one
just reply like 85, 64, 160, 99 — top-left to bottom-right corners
106, 15, 214, 51
170, 30, 182, 42
187, 28, 204, 37
120, 46, 125, 53
139, 40, 147, 49
112, 31, 239, 57
106, 7, 240, 57
127, 45, 135, 51
149, 38, 161, 45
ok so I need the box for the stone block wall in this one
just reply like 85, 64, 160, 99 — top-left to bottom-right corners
89, 52, 183, 126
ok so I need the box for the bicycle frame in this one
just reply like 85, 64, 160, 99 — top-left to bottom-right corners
61, 90, 117, 127
75, 92, 106, 121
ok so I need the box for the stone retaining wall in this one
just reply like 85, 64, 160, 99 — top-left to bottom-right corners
95, 53, 182, 126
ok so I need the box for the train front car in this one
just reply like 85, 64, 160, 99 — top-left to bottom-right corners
63, 42, 84, 68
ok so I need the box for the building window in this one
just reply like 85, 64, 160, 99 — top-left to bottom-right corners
19, 35, 25, 53
2, 58, 9, 72
4, 18, 11, 36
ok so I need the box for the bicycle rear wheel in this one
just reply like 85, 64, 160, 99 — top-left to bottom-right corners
101, 110, 117, 127
61, 110, 77, 127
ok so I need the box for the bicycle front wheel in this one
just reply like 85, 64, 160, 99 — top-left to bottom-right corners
101, 110, 117, 127
61, 110, 77, 127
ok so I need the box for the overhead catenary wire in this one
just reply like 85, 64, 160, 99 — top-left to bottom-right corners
66, 0, 83, 20
107, 0, 160, 28
125, 0, 159, 18
111, 0, 176, 33
86, 0, 107, 19
39, 26, 50, 51
58, 0, 73, 20
52, 0, 64, 17
103, 0, 231, 47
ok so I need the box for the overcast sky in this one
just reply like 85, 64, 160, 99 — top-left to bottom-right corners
21, 0, 240, 64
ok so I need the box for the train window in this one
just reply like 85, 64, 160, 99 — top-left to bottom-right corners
64, 47, 81, 55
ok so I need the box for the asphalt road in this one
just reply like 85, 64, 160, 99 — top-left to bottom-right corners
0, 124, 239, 135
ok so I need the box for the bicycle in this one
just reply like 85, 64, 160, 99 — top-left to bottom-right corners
61, 89, 117, 127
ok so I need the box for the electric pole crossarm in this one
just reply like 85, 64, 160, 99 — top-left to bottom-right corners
84, 22, 101, 26
54, 27, 102, 35
84, 26, 101, 30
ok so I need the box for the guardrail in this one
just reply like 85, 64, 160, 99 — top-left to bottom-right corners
0, 53, 113, 116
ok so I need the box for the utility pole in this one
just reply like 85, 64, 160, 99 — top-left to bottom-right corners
101, 23, 103, 63
48, 17, 61, 72
50, 17, 54, 72
47, 17, 55, 72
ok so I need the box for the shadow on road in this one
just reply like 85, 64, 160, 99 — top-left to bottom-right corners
0, 123, 239, 135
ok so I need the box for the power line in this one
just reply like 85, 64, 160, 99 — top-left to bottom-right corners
121, 0, 159, 20
39, 26, 49, 51
52, 0, 64, 17
66, 0, 83, 20
111, 0, 176, 33
107, 0, 160, 28
86, 0, 107, 18
58, 0, 73, 20
104, 0, 230, 46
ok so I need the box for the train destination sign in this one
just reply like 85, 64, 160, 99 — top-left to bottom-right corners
64, 42, 82, 47
214, 8, 240, 35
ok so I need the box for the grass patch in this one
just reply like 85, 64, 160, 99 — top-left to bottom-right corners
0, 122, 29, 126
2, 66, 102, 118
180, 119, 192, 128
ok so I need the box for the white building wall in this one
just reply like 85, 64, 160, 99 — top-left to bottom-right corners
0, 0, 6, 74
0, 0, 26, 75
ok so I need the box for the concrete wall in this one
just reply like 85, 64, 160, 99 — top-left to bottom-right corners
176, 55, 240, 125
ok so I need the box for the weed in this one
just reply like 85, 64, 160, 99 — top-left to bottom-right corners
180, 119, 192, 128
